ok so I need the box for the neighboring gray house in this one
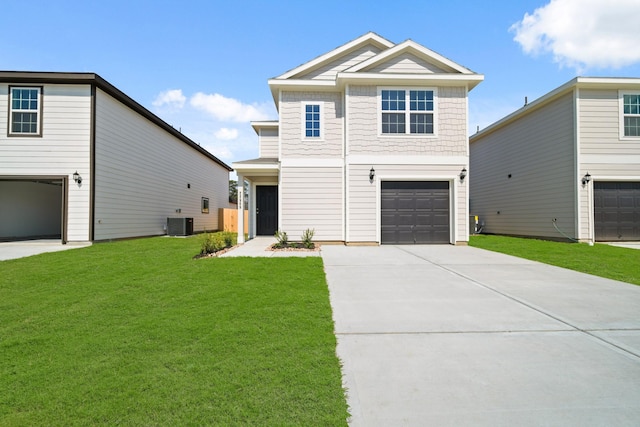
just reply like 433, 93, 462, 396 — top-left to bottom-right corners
233, 33, 483, 245
0, 71, 232, 243
469, 77, 640, 243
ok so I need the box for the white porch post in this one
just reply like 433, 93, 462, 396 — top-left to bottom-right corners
237, 175, 245, 244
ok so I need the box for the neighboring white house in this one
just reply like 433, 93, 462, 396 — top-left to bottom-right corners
233, 33, 483, 245
469, 77, 640, 243
0, 71, 232, 243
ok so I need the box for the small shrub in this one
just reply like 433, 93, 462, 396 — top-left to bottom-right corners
222, 230, 234, 248
200, 233, 226, 255
301, 228, 315, 249
274, 229, 288, 247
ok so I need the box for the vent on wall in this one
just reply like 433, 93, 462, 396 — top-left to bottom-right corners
167, 217, 194, 236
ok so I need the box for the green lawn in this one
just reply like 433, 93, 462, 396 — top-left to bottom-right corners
470, 235, 640, 286
0, 237, 348, 426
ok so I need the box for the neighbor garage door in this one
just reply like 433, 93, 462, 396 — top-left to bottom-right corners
594, 182, 640, 241
381, 181, 450, 244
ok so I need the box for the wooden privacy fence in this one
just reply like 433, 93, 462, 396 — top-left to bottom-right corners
219, 208, 248, 233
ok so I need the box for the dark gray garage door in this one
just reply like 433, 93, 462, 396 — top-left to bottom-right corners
594, 182, 640, 241
381, 181, 450, 244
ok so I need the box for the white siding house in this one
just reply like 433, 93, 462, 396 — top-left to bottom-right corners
0, 72, 232, 243
469, 77, 640, 242
233, 33, 483, 245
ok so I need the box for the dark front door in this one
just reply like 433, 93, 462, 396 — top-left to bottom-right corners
594, 181, 640, 241
256, 185, 278, 236
381, 181, 450, 244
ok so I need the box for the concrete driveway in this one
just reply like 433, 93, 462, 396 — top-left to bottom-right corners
322, 245, 640, 426
0, 240, 91, 261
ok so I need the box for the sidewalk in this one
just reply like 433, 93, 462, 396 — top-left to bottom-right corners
218, 236, 321, 257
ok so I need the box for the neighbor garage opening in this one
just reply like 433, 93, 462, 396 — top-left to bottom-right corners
0, 178, 66, 242
381, 181, 450, 244
594, 181, 640, 241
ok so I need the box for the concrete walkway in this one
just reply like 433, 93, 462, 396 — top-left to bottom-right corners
218, 236, 321, 257
0, 240, 92, 261
322, 245, 640, 426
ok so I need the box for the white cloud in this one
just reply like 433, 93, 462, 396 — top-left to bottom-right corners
190, 92, 271, 122
215, 127, 239, 140
510, 0, 640, 70
152, 89, 186, 109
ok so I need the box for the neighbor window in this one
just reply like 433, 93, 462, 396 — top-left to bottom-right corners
381, 89, 435, 135
9, 87, 42, 135
201, 197, 209, 214
303, 103, 322, 138
622, 93, 640, 137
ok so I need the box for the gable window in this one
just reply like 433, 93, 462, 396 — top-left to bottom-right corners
9, 87, 42, 135
381, 89, 435, 135
303, 103, 322, 138
622, 93, 640, 137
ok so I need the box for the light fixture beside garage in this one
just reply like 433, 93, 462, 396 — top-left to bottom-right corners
73, 171, 82, 185
369, 167, 375, 182
460, 167, 467, 182
582, 172, 591, 186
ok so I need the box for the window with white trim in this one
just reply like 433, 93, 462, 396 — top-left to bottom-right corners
380, 88, 435, 135
303, 103, 322, 139
622, 93, 640, 137
9, 86, 42, 135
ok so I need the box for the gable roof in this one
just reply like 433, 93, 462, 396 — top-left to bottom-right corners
267, 33, 483, 105
470, 77, 640, 143
0, 71, 232, 171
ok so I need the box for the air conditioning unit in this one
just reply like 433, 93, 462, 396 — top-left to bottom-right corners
167, 217, 194, 236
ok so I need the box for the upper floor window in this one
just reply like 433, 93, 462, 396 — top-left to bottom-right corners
622, 93, 640, 137
381, 89, 435, 135
303, 103, 322, 138
9, 87, 42, 136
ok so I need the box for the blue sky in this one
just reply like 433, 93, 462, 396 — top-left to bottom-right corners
3, 0, 640, 168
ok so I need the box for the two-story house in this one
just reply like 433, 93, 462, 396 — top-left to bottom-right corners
470, 77, 640, 243
0, 72, 232, 243
233, 33, 483, 245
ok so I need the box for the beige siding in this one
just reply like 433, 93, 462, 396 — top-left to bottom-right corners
93, 89, 228, 240
259, 128, 279, 158
367, 52, 448, 74
470, 93, 576, 239
280, 166, 343, 240
347, 163, 467, 243
0, 84, 92, 241
577, 89, 640, 239
347, 85, 467, 156
301, 45, 383, 80
280, 91, 343, 158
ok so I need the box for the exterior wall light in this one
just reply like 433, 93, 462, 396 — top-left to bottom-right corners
460, 167, 467, 182
582, 172, 591, 186
369, 167, 375, 182
73, 171, 82, 184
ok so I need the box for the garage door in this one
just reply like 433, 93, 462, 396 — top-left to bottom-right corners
594, 182, 640, 241
381, 181, 450, 244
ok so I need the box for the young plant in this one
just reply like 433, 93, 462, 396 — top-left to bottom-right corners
274, 230, 289, 248
301, 228, 315, 249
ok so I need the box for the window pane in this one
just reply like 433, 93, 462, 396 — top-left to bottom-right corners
12, 112, 38, 133
410, 90, 434, 111
382, 90, 405, 111
382, 113, 406, 133
624, 94, 640, 115
304, 104, 320, 138
624, 116, 640, 136
410, 113, 434, 134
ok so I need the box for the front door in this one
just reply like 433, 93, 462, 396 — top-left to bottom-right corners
256, 185, 278, 235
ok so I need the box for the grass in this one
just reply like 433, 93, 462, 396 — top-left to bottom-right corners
470, 235, 640, 286
0, 236, 348, 426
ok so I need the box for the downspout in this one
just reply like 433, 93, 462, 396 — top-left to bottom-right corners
344, 84, 349, 243
89, 83, 97, 241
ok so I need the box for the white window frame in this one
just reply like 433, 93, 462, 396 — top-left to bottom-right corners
619, 90, 640, 139
378, 87, 438, 137
9, 86, 42, 136
301, 102, 323, 141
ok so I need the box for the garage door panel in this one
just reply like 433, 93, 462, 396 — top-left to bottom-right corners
381, 181, 450, 244
594, 181, 640, 241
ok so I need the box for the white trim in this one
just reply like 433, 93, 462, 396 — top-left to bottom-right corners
337, 72, 484, 88
343, 85, 348, 242
378, 87, 438, 137
347, 155, 467, 165
301, 101, 324, 141
278, 90, 282, 161
8, 86, 42, 136
588, 175, 640, 181
574, 87, 582, 241
280, 158, 343, 167
375, 175, 458, 244
618, 90, 640, 140
582, 154, 640, 163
